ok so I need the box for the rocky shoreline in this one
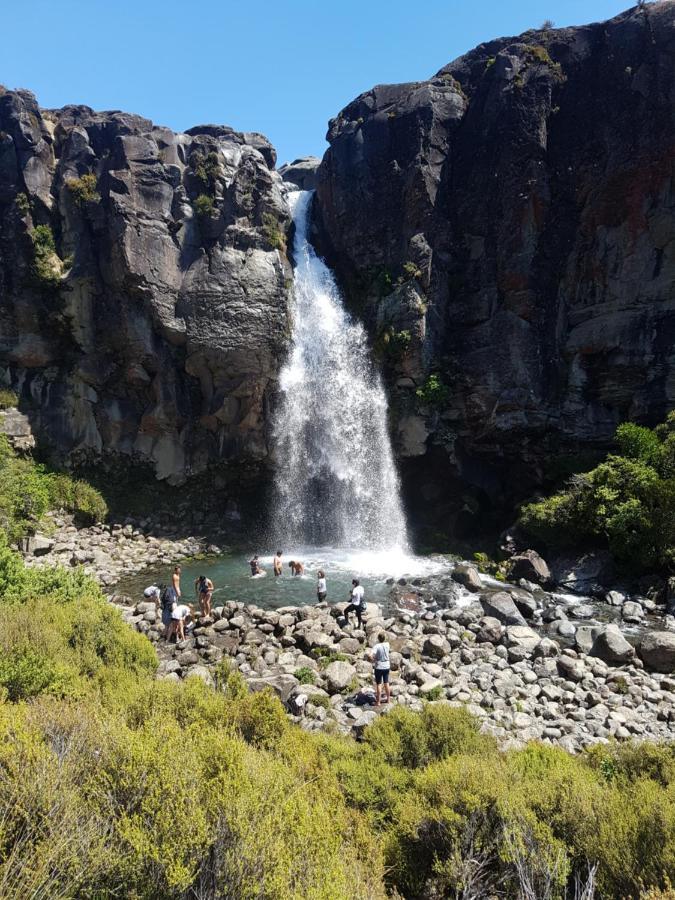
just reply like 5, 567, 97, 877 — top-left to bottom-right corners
18, 515, 675, 752
20, 510, 223, 586
118, 574, 675, 753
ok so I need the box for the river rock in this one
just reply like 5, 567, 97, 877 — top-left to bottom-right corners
481, 592, 526, 626
509, 550, 551, 587
639, 632, 675, 674
324, 661, 357, 694
504, 626, 540, 653
452, 563, 483, 592
591, 625, 636, 665
622, 601, 644, 624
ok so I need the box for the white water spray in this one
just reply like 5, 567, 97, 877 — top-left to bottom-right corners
271, 190, 409, 553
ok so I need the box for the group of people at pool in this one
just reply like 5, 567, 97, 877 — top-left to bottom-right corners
144, 554, 392, 706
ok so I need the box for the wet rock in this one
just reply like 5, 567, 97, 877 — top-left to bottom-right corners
481, 592, 526, 626
622, 601, 644, 624
452, 563, 483, 592
509, 550, 551, 587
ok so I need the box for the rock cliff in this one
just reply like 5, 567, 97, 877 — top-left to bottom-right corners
315, 1, 675, 536
0, 88, 292, 484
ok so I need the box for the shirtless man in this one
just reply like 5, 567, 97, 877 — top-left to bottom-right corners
273, 551, 283, 577
288, 560, 304, 576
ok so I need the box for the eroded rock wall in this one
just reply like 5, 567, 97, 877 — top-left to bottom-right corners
0, 89, 292, 483
315, 2, 675, 535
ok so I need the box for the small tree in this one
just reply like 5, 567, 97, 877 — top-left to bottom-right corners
541, 18, 555, 29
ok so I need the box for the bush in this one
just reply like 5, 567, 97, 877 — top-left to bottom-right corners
416, 374, 449, 410
0, 388, 18, 409
520, 414, 675, 574
294, 666, 316, 684
47, 473, 108, 523
262, 211, 286, 251
66, 173, 100, 206
193, 192, 215, 218
190, 149, 221, 191
30, 224, 62, 285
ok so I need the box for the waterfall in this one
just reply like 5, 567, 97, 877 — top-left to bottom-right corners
271, 190, 409, 552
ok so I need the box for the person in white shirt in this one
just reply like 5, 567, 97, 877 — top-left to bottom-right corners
370, 631, 391, 707
344, 579, 366, 628
171, 603, 193, 641
316, 570, 327, 602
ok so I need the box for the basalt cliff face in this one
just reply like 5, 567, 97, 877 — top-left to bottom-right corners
0, 89, 291, 485
314, 2, 675, 536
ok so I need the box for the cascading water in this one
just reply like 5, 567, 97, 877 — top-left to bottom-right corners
271, 190, 409, 553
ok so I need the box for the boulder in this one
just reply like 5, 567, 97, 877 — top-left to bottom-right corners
509, 550, 551, 586
247, 674, 299, 703
591, 625, 636, 665
278, 156, 321, 190
481, 592, 526, 626
639, 632, 675, 673
324, 660, 357, 694
185, 665, 214, 686
422, 635, 450, 660
504, 626, 540, 653
621, 601, 644, 623
452, 563, 483, 592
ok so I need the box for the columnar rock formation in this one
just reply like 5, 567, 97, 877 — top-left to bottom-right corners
0, 89, 292, 483
314, 1, 675, 533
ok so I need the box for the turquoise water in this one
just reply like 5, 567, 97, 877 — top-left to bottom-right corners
117, 546, 450, 611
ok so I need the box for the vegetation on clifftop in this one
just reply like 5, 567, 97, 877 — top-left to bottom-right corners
520, 413, 675, 574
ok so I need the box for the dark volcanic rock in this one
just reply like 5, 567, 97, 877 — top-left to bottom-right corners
279, 156, 321, 191
0, 89, 292, 483
315, 3, 675, 533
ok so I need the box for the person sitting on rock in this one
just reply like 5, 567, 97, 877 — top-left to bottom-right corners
288, 560, 304, 576
273, 551, 283, 577
370, 631, 391, 707
195, 574, 214, 617
344, 579, 366, 628
171, 602, 193, 642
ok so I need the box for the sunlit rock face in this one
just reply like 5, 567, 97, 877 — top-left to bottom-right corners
0, 89, 292, 483
315, 2, 675, 535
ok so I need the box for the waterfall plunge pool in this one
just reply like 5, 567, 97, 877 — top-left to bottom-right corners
117, 546, 454, 614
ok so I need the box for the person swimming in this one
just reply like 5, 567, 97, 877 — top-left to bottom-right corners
288, 560, 304, 576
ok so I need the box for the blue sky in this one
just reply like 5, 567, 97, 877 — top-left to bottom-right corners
3, 0, 632, 165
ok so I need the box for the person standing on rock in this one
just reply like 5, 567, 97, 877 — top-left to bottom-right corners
317, 570, 327, 602
162, 566, 181, 639
273, 551, 283, 577
195, 574, 214, 617
344, 579, 366, 628
370, 631, 391, 707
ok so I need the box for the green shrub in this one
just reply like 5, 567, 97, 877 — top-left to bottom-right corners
14, 192, 30, 214
401, 261, 422, 281
190, 149, 221, 191
30, 224, 62, 285
66, 173, 100, 206
375, 326, 412, 363
520, 414, 675, 574
416, 374, 449, 410
262, 211, 286, 251
193, 193, 215, 218
47, 473, 108, 523
294, 666, 316, 684
0, 388, 18, 409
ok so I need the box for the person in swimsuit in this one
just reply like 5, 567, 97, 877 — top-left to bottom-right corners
317, 570, 327, 602
249, 555, 264, 576
288, 560, 304, 576
195, 574, 214, 617
273, 551, 283, 577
